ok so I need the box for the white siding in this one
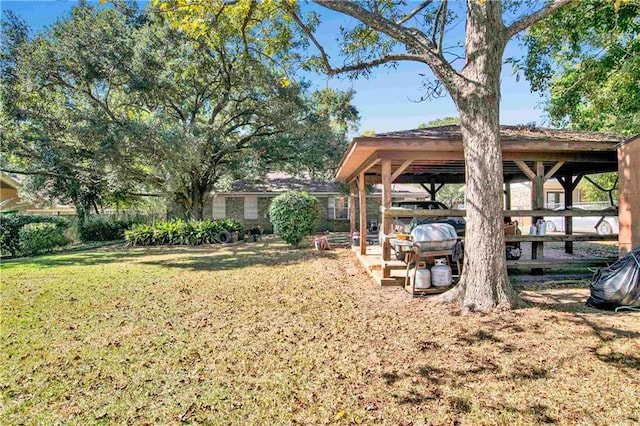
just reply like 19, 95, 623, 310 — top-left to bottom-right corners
244, 195, 258, 220
212, 196, 226, 219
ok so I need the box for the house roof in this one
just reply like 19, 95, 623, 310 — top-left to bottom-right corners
336, 125, 624, 184
229, 172, 337, 193
0, 172, 20, 190
221, 172, 428, 196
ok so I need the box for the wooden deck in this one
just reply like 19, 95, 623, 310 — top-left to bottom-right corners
350, 239, 618, 294
352, 244, 454, 294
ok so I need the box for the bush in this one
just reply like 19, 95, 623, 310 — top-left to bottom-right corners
219, 218, 243, 234
125, 218, 238, 246
78, 217, 141, 242
269, 191, 319, 247
18, 222, 70, 256
1, 214, 70, 256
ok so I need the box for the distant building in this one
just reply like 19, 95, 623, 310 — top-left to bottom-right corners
205, 172, 432, 232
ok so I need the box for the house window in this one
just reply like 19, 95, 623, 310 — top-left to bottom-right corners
546, 191, 564, 208
329, 196, 349, 220
212, 196, 226, 219
244, 195, 258, 220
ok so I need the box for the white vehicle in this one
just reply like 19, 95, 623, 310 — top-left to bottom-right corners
544, 206, 619, 235
391, 200, 466, 235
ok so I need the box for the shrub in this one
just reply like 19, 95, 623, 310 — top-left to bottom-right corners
125, 219, 236, 246
18, 222, 70, 256
269, 191, 319, 247
1, 214, 70, 256
78, 217, 141, 242
219, 218, 243, 234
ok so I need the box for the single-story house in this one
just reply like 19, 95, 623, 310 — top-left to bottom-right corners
207, 172, 433, 233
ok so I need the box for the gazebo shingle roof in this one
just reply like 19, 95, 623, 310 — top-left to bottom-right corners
336, 125, 625, 184
373, 125, 623, 143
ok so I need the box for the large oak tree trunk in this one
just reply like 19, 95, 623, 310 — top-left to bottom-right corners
434, 0, 523, 311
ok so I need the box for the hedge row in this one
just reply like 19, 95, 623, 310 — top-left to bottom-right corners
78, 217, 143, 242
19, 223, 70, 256
0, 215, 71, 256
125, 218, 243, 246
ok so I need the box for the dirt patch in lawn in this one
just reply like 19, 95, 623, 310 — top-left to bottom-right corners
2, 239, 639, 425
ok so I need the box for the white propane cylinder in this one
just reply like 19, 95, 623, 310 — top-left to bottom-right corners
431, 258, 452, 287
410, 268, 431, 289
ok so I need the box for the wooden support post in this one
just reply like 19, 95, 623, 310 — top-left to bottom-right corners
564, 177, 574, 254
349, 181, 357, 238
358, 172, 367, 256
558, 173, 583, 254
381, 160, 392, 266
422, 182, 444, 201
531, 162, 545, 273
504, 181, 512, 210
381, 160, 392, 235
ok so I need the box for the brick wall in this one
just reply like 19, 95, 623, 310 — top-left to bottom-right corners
171, 193, 418, 234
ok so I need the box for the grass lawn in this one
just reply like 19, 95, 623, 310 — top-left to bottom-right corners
2, 238, 639, 424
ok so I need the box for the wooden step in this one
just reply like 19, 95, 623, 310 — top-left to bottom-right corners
383, 260, 408, 270
380, 277, 404, 287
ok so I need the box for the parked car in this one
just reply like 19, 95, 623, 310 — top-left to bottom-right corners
544, 206, 619, 235
391, 200, 466, 235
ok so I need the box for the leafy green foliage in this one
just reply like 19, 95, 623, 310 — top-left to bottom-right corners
1, 6, 147, 216
1, 3, 358, 220
437, 184, 465, 208
0, 214, 70, 256
218, 218, 244, 234
418, 117, 460, 128
518, 0, 640, 135
17, 222, 70, 256
124, 218, 242, 246
269, 191, 319, 247
77, 217, 143, 242
579, 173, 619, 205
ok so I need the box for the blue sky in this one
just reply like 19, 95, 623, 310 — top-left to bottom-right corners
2, 0, 548, 133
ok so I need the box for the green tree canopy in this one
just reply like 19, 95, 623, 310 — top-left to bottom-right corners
418, 117, 460, 128
516, 0, 639, 205
518, 0, 640, 135
1, 2, 358, 219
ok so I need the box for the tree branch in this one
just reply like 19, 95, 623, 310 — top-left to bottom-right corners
438, 0, 447, 55
311, 0, 461, 89
505, 0, 574, 38
1, 168, 73, 179
328, 54, 432, 75
397, 0, 433, 26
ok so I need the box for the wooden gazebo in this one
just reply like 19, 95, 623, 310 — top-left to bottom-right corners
335, 125, 627, 285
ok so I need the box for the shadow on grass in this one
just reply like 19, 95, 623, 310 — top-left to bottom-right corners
1, 239, 340, 273
139, 245, 339, 272
519, 289, 640, 373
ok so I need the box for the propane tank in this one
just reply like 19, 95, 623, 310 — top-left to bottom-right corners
431, 258, 452, 287
410, 267, 431, 289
